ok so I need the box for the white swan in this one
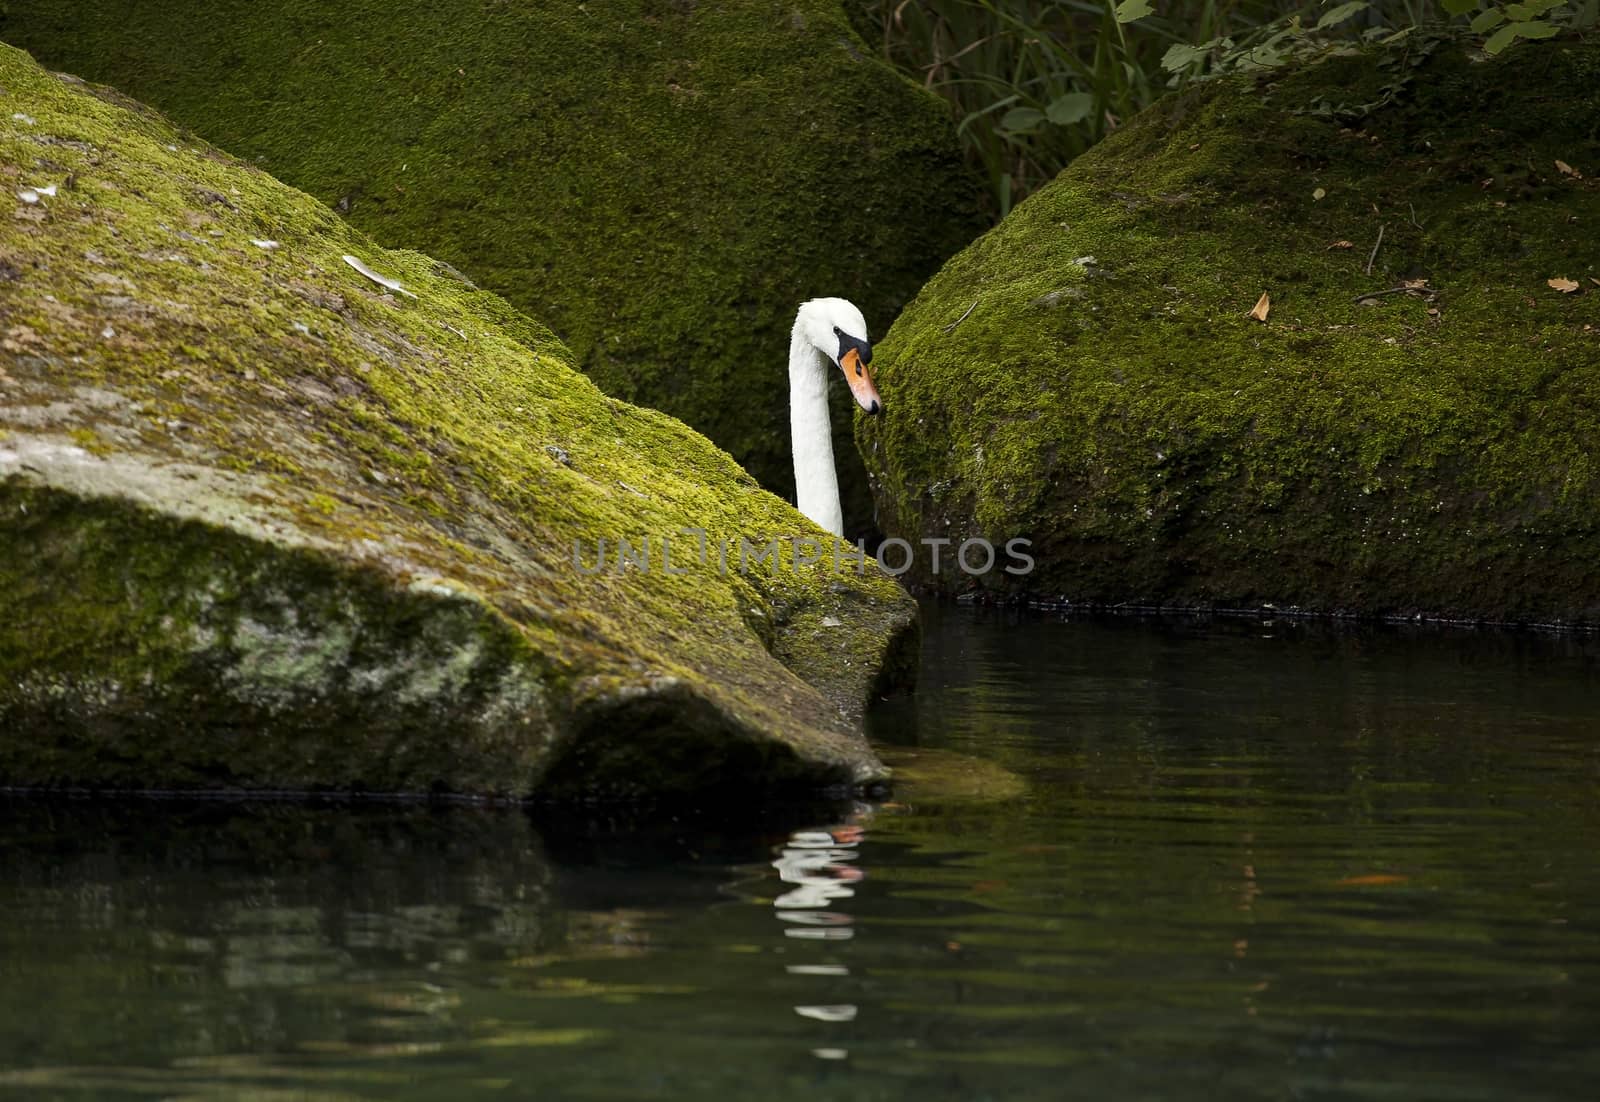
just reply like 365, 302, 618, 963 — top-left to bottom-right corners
789, 298, 882, 537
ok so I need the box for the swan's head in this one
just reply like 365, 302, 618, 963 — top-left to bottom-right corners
795, 297, 882, 415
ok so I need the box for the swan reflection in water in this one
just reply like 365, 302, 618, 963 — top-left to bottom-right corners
772, 809, 872, 1059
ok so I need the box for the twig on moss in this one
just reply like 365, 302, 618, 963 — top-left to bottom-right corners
1365, 224, 1385, 276
1352, 283, 1435, 304
342, 253, 418, 299
944, 298, 979, 332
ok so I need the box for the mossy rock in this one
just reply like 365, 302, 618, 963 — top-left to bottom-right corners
0, 1, 986, 534
860, 38, 1600, 622
0, 43, 917, 799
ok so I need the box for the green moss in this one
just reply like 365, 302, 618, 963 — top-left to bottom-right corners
0, 2, 986, 530
860, 39, 1600, 623
0, 43, 916, 795
0, 484, 552, 791
67, 427, 111, 457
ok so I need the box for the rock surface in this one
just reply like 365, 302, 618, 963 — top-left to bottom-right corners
0, 43, 916, 798
0, 1, 987, 531
860, 39, 1600, 622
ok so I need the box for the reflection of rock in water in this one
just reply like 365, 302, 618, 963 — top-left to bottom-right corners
772, 811, 872, 1059
0, 802, 557, 1061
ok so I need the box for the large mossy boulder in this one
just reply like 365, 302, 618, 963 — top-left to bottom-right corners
0, 1, 986, 532
861, 39, 1600, 622
0, 43, 917, 798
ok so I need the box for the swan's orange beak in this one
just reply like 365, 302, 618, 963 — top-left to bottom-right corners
840, 347, 882, 415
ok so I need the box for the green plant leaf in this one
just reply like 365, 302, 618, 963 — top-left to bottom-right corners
1240, 44, 1285, 69
1484, 23, 1520, 50
1505, 0, 1567, 17
1114, 0, 1156, 23
1575, 0, 1600, 29
1161, 41, 1215, 72
1316, 2, 1370, 29
1513, 17, 1562, 35
1000, 106, 1045, 133
957, 94, 1021, 137
1472, 9, 1508, 30
1046, 92, 1096, 125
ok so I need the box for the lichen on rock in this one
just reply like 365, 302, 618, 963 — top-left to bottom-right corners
0, 42, 916, 798
860, 38, 1600, 623
0, 1, 987, 533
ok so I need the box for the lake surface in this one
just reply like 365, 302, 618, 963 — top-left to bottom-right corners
3, 604, 1599, 1100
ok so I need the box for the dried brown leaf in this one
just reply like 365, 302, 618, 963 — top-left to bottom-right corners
1248, 291, 1270, 322
1327, 240, 1354, 249
1548, 277, 1580, 294
1555, 159, 1582, 179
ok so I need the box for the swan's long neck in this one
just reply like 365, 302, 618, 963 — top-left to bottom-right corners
789, 327, 843, 537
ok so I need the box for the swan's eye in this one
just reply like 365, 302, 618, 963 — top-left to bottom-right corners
832, 326, 873, 371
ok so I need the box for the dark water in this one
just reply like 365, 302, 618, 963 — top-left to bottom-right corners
3, 605, 1600, 1100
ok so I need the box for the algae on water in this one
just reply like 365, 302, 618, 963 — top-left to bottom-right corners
861, 39, 1600, 623
0, 43, 916, 797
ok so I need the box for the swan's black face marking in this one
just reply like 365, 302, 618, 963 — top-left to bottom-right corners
833, 326, 873, 375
